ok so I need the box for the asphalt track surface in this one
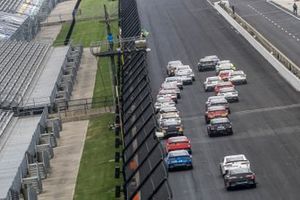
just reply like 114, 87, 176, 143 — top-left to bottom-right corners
136, 0, 300, 199
228, 0, 300, 67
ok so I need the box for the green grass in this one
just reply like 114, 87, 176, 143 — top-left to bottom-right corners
92, 57, 114, 107
74, 114, 120, 200
53, 20, 118, 47
79, 0, 118, 18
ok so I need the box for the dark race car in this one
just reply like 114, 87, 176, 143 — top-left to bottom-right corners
224, 167, 257, 190
207, 117, 233, 137
165, 150, 193, 171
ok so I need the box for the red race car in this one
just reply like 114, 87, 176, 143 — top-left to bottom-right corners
166, 136, 192, 154
205, 105, 229, 123
214, 81, 234, 94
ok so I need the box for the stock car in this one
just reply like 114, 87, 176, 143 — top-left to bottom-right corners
203, 76, 223, 92
161, 82, 181, 98
177, 75, 193, 85
229, 70, 247, 85
159, 106, 178, 114
198, 55, 220, 71
166, 60, 183, 76
166, 136, 192, 154
160, 118, 183, 138
175, 70, 195, 82
224, 167, 256, 190
206, 98, 230, 113
165, 150, 193, 171
157, 92, 178, 103
158, 112, 181, 126
217, 87, 239, 102
165, 76, 183, 89
218, 70, 234, 81
220, 154, 250, 176
155, 102, 176, 113
214, 81, 234, 94
205, 105, 229, 123
216, 62, 236, 74
206, 96, 227, 106
207, 117, 233, 137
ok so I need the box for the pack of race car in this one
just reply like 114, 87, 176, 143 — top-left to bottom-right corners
200, 55, 248, 137
156, 60, 194, 172
199, 55, 256, 190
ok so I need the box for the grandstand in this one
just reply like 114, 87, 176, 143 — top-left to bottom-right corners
0, 0, 59, 40
0, 40, 82, 112
0, 108, 62, 200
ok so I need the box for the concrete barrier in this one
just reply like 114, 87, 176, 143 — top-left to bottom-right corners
215, 2, 300, 91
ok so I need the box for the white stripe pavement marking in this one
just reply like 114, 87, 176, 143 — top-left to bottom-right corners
234, 103, 300, 115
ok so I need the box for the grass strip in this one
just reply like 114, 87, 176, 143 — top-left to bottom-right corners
74, 113, 119, 200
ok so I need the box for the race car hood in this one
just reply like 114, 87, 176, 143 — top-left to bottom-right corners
206, 81, 219, 87
220, 91, 238, 97
210, 123, 231, 130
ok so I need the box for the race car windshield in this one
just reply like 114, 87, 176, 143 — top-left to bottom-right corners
170, 141, 189, 144
229, 167, 250, 175
169, 156, 190, 161
211, 118, 229, 124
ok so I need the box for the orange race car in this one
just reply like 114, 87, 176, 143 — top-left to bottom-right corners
166, 136, 192, 154
214, 81, 234, 94
205, 105, 229, 124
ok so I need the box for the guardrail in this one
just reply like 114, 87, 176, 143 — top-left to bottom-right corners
220, 2, 300, 79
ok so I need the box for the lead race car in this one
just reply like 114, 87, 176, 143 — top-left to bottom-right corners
198, 55, 220, 71
224, 167, 256, 190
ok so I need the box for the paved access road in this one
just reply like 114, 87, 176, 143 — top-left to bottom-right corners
227, 0, 300, 67
136, 0, 300, 199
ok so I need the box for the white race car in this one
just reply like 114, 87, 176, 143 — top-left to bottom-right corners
159, 106, 178, 114
175, 69, 195, 81
229, 70, 247, 85
217, 87, 239, 102
220, 154, 250, 176
205, 96, 227, 106
155, 101, 176, 113
161, 82, 181, 98
198, 55, 220, 71
165, 76, 183, 89
176, 75, 193, 85
216, 62, 236, 75
203, 76, 223, 92
166, 60, 183, 76
157, 112, 181, 126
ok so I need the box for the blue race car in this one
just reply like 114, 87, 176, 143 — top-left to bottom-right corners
165, 150, 193, 171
